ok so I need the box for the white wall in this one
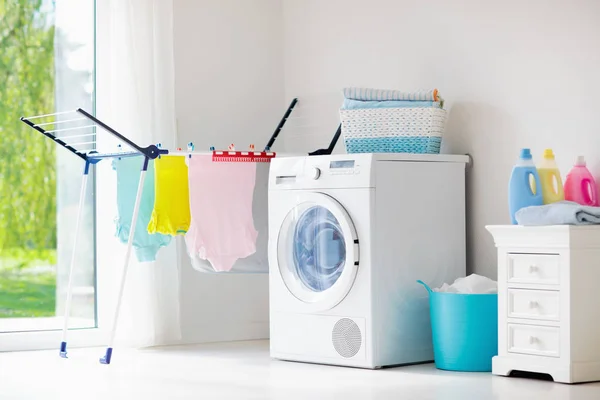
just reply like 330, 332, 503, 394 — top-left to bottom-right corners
282, 0, 600, 278
172, 0, 600, 341
173, 0, 285, 343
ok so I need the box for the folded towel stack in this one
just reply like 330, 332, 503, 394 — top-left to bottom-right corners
339, 87, 446, 154
516, 201, 600, 226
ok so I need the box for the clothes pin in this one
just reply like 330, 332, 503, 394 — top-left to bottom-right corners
99, 156, 150, 365
60, 160, 91, 358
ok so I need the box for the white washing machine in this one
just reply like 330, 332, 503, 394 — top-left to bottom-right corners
268, 153, 469, 369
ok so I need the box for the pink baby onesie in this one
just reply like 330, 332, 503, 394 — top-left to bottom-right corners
185, 155, 258, 271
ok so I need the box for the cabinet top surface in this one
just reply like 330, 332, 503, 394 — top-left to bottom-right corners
486, 225, 600, 248
486, 225, 600, 231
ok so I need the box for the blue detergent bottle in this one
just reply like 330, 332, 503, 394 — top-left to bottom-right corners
509, 148, 543, 224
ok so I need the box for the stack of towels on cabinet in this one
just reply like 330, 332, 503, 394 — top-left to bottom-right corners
516, 201, 600, 226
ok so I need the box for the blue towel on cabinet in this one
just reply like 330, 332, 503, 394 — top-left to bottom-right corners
515, 201, 600, 226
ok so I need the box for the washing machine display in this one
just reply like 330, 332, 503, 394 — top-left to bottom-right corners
293, 206, 347, 292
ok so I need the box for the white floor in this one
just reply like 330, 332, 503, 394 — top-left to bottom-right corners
0, 340, 598, 400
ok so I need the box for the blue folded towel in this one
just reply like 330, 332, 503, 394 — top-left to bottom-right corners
341, 98, 442, 110
515, 201, 600, 226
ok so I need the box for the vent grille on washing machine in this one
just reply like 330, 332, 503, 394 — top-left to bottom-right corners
331, 318, 362, 358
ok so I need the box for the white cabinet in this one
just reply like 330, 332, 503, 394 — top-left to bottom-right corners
487, 225, 600, 384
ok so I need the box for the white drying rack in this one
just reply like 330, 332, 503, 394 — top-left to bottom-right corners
19, 101, 299, 365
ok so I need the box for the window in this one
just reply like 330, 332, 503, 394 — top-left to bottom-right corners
0, 0, 96, 347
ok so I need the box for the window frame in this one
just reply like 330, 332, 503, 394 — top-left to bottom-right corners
0, 0, 114, 352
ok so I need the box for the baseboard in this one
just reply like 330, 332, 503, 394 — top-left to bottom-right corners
178, 321, 269, 345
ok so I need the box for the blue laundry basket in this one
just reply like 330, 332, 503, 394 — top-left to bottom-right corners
417, 280, 498, 372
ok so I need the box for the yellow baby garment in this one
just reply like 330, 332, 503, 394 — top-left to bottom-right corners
147, 155, 191, 235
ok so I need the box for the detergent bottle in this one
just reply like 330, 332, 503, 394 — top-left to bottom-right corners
564, 156, 599, 206
537, 149, 564, 204
509, 148, 543, 224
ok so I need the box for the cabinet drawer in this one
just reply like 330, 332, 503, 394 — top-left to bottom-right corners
508, 324, 560, 358
508, 289, 560, 321
507, 254, 560, 286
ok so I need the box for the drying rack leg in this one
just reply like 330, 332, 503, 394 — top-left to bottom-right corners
100, 157, 149, 365
60, 161, 91, 358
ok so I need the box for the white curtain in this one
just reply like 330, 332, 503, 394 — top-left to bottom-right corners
96, 0, 181, 347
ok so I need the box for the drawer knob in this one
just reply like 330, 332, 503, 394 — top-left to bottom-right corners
529, 300, 539, 308
529, 265, 538, 273
529, 336, 538, 344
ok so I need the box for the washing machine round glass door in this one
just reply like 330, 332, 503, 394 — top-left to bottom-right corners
277, 192, 359, 311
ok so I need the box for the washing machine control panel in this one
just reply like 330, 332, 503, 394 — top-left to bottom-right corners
271, 154, 373, 189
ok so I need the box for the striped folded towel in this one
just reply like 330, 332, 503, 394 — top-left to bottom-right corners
341, 98, 442, 110
343, 87, 441, 103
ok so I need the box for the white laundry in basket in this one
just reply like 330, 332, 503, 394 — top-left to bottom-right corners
434, 274, 497, 294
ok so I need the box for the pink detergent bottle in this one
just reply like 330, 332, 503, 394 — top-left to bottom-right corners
564, 156, 599, 206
